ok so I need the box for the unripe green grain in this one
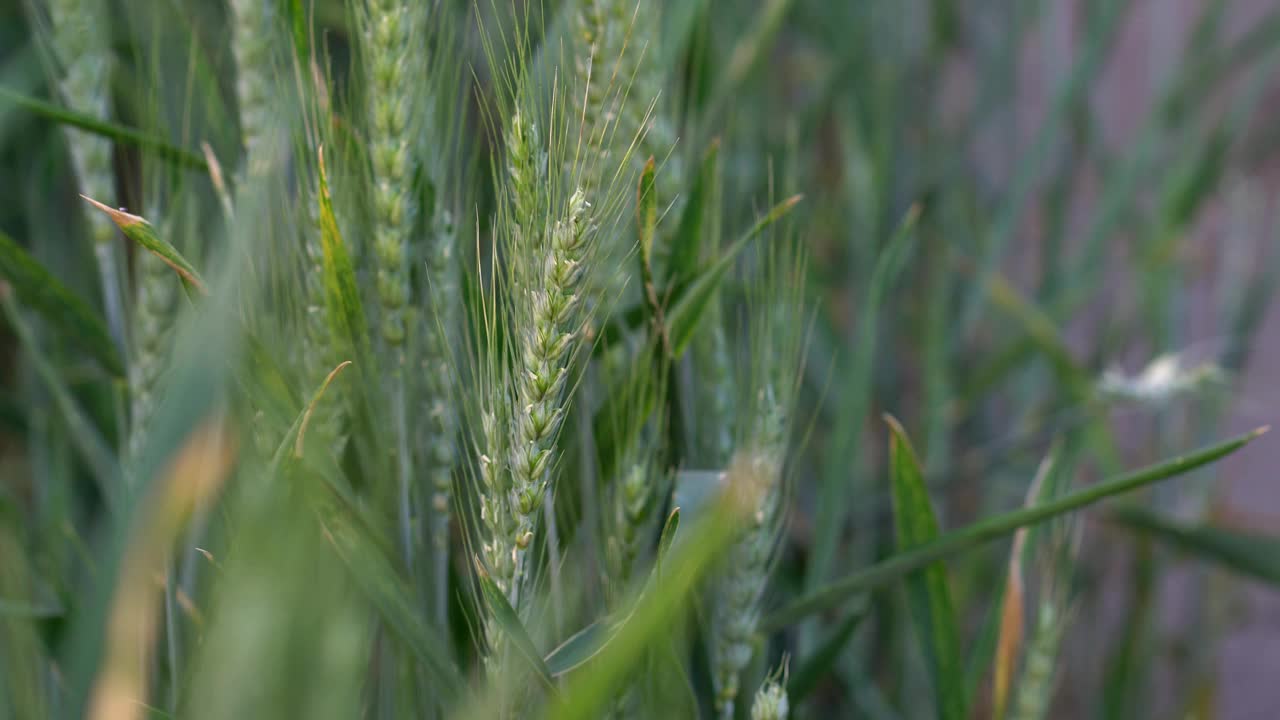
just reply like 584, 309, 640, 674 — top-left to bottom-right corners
711, 442, 785, 719
506, 190, 592, 569
573, 0, 681, 197
228, 0, 273, 176
128, 236, 177, 462
362, 0, 420, 347
48, 0, 128, 352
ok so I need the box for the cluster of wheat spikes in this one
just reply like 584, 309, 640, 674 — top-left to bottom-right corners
3, 0, 1277, 718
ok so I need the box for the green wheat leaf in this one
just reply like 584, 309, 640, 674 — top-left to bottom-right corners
886, 415, 965, 720
766, 426, 1267, 629
0, 229, 122, 376
81, 197, 207, 296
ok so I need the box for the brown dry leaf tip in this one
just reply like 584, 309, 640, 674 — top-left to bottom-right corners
201, 141, 228, 199
1252, 425, 1271, 438
295, 360, 354, 458
80, 195, 145, 229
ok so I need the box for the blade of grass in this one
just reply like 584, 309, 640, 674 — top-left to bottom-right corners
0, 285, 120, 511
1110, 505, 1280, 585
666, 193, 801, 355
0, 229, 122, 376
808, 203, 920, 590
886, 416, 965, 720
666, 138, 721, 288
0, 85, 207, 171
476, 559, 556, 692
543, 509, 680, 678
765, 426, 1267, 629
267, 361, 352, 476
81, 197, 207, 296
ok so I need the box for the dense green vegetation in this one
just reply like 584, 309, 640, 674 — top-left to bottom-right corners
0, 1, 1277, 717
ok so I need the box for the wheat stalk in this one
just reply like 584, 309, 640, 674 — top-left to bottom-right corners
359, 0, 423, 566
47, 0, 128, 355
127, 223, 177, 462
228, 0, 273, 177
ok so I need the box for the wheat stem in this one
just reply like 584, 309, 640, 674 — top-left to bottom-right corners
228, 0, 273, 177
48, 0, 128, 357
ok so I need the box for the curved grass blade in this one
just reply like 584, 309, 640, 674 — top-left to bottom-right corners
0, 288, 120, 511
808, 203, 920, 589
765, 426, 1268, 629
656, 506, 681, 566
275, 360, 458, 692
636, 157, 670, 356
0, 85, 207, 171
543, 508, 682, 679
542, 491, 744, 720
1111, 505, 1280, 585
476, 561, 556, 692
316, 147, 376, 386
546, 620, 611, 677
309, 485, 461, 693
886, 416, 965, 720
81, 197, 207, 296
666, 138, 720, 289
0, 230, 122, 376
665, 193, 802, 355
267, 361, 352, 476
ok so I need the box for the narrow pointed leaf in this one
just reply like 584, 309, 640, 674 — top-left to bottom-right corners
656, 507, 681, 565
0, 230, 122, 376
666, 193, 802, 355
0, 291, 120, 510
886, 416, 965, 720
666, 138, 720, 288
81, 197, 207, 296
544, 508, 682, 679
316, 148, 376, 382
0, 85, 207, 170
546, 620, 613, 677
476, 562, 556, 692
809, 203, 920, 588
1111, 505, 1280, 585
636, 157, 669, 356
765, 426, 1267, 629
267, 361, 352, 476
310, 486, 461, 694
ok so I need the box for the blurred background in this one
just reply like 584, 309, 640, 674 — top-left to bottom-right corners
3, 0, 1280, 717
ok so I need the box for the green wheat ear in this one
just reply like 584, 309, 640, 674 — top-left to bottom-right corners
228, 0, 274, 176
709, 241, 806, 720
47, 0, 129, 354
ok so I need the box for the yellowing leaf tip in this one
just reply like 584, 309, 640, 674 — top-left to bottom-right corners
80, 195, 145, 229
